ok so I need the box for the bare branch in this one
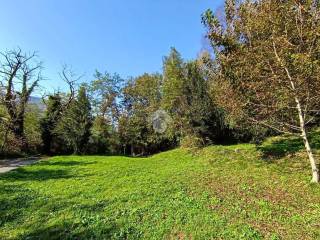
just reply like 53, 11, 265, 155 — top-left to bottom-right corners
0, 48, 42, 144
248, 117, 296, 135
59, 64, 82, 110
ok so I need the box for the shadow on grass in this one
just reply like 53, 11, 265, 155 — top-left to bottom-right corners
17, 221, 118, 240
39, 160, 97, 167
0, 184, 39, 227
16, 201, 138, 240
257, 131, 320, 160
76, 201, 110, 212
0, 168, 73, 181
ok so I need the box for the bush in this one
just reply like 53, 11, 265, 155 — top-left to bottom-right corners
180, 134, 205, 149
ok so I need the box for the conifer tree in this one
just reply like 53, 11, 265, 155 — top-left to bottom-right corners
55, 86, 92, 155
40, 94, 63, 154
161, 48, 186, 141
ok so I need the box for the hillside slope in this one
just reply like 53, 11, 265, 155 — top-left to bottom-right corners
0, 138, 320, 239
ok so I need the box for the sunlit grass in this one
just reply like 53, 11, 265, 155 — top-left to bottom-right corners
0, 137, 320, 239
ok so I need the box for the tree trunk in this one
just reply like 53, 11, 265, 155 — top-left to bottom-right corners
12, 121, 24, 140
273, 44, 319, 182
295, 96, 319, 183
0, 126, 10, 153
302, 130, 319, 183
11, 118, 27, 152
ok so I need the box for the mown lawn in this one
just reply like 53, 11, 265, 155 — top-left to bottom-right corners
1, 136, 320, 239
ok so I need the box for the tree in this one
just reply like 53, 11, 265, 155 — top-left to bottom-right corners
162, 48, 223, 147
161, 47, 186, 142
0, 104, 10, 154
0, 49, 42, 151
40, 94, 63, 154
86, 70, 124, 154
24, 104, 42, 153
202, 0, 320, 182
55, 86, 92, 155
120, 73, 167, 155
87, 70, 123, 122
181, 60, 216, 145
88, 115, 112, 155
40, 65, 78, 155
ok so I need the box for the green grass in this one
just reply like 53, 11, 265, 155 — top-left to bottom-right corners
1, 136, 320, 239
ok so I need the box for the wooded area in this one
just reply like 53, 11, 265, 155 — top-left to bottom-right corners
1, 0, 320, 183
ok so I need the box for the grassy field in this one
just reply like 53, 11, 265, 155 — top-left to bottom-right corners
1, 135, 320, 239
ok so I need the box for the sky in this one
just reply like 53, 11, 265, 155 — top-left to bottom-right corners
0, 0, 222, 93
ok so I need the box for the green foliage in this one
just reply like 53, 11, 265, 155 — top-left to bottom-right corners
162, 47, 185, 109
161, 47, 186, 141
85, 71, 125, 155
202, 0, 320, 181
87, 70, 123, 121
0, 103, 43, 157
40, 94, 64, 155
258, 128, 320, 159
181, 60, 216, 141
24, 105, 42, 153
202, 0, 320, 133
55, 86, 93, 155
119, 73, 169, 155
1, 45, 261, 157
0, 49, 42, 151
180, 134, 205, 149
0, 105, 9, 155
161, 48, 230, 146
88, 116, 112, 155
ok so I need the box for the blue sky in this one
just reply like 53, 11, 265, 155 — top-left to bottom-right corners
0, 0, 222, 92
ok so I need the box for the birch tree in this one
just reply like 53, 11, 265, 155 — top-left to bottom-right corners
202, 0, 320, 182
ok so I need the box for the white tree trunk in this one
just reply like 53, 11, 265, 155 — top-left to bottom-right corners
295, 96, 320, 183
273, 44, 319, 182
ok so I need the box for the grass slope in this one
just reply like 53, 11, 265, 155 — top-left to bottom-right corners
1, 136, 320, 239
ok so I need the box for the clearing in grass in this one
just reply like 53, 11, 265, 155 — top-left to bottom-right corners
0, 137, 320, 239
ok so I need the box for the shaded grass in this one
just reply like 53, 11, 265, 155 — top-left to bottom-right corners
0, 141, 320, 239
258, 129, 320, 159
